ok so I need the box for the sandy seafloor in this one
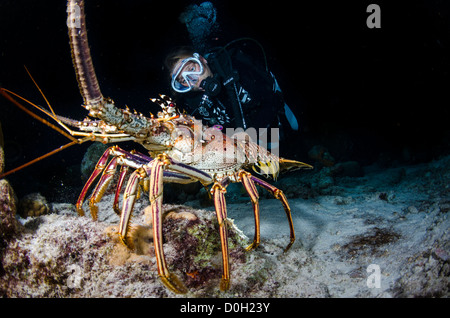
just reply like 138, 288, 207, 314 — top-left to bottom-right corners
1, 154, 449, 298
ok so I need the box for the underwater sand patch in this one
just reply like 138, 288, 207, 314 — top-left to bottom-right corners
340, 227, 401, 259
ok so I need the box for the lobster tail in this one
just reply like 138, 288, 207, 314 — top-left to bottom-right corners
67, 0, 104, 108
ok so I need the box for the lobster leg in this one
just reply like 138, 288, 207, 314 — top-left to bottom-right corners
117, 168, 210, 247
112, 165, 129, 215
211, 178, 231, 291
116, 154, 216, 293
250, 175, 296, 252
118, 158, 211, 294
77, 146, 151, 219
147, 155, 188, 294
112, 150, 155, 214
239, 171, 261, 251
76, 147, 114, 217
88, 157, 118, 220
148, 156, 213, 293
118, 169, 142, 247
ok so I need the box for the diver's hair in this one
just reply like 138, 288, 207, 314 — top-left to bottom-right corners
164, 46, 196, 77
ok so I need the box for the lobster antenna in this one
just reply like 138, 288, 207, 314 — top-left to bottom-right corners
0, 88, 77, 142
0, 87, 94, 178
0, 140, 79, 179
24, 65, 57, 119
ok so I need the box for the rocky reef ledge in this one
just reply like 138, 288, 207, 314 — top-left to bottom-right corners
1, 156, 449, 297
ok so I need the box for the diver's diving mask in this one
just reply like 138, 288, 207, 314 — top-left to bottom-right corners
171, 53, 204, 93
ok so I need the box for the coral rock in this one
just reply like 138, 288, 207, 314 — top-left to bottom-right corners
0, 205, 251, 297
80, 142, 109, 182
0, 143, 4, 174
0, 121, 4, 174
0, 179, 19, 242
18, 193, 50, 218
333, 161, 363, 178
308, 145, 335, 167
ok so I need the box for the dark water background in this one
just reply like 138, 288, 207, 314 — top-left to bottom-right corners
0, 0, 449, 201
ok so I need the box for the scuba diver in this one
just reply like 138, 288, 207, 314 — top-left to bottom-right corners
164, 39, 300, 150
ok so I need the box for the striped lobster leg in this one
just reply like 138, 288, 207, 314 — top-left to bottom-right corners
111, 151, 155, 215
249, 175, 296, 252
239, 170, 261, 251
112, 165, 129, 215
87, 157, 119, 220
76, 147, 112, 219
118, 154, 212, 294
76, 146, 149, 220
147, 155, 188, 294
211, 177, 232, 291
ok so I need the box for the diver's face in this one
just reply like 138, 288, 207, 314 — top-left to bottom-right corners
171, 55, 212, 92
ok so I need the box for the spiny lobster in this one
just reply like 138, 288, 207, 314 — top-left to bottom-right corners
0, 0, 312, 294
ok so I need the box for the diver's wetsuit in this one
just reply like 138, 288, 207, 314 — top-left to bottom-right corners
174, 48, 290, 133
